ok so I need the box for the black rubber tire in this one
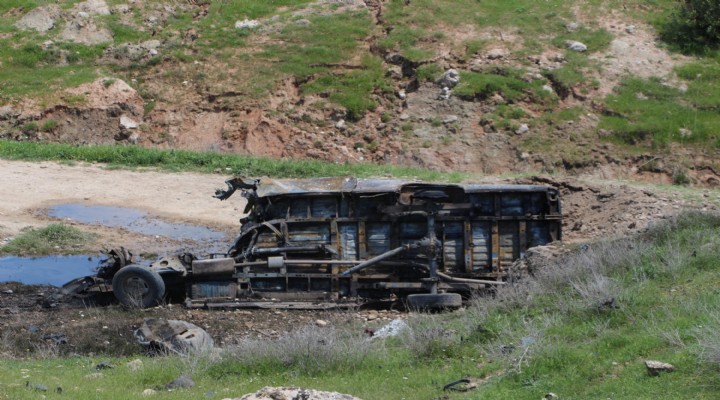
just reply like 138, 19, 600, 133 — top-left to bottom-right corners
406, 293, 462, 311
112, 265, 166, 308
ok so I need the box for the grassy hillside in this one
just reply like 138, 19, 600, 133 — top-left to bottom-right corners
1, 0, 720, 179
2, 212, 720, 399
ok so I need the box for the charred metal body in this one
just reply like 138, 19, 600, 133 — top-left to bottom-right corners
61, 177, 561, 309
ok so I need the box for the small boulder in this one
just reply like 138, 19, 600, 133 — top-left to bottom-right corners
486, 48, 506, 60
315, 319, 328, 327
438, 69, 460, 88
566, 41, 587, 52
15, 5, 61, 32
126, 358, 143, 371
645, 360, 674, 376
515, 124, 529, 135
165, 374, 195, 390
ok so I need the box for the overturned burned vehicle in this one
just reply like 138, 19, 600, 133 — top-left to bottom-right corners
62, 177, 561, 309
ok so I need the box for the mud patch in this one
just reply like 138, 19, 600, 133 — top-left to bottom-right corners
0, 255, 98, 286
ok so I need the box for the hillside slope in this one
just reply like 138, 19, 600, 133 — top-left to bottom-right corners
1, 0, 719, 185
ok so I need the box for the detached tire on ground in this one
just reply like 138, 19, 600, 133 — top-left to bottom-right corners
406, 293, 462, 311
112, 265, 166, 308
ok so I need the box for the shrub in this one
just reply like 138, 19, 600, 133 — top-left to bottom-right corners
680, 1, 720, 43
41, 119, 58, 132
0, 223, 94, 256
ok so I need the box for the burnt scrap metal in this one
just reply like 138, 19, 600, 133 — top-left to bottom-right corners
59, 177, 561, 309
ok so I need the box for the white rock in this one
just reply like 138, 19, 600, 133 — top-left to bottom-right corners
142, 388, 157, 396
315, 319, 328, 327
120, 115, 139, 129
235, 19, 260, 29
438, 69, 460, 88
515, 124, 529, 135
542, 85, 554, 93
566, 41, 587, 52
486, 49, 506, 60
335, 120, 346, 130
626, 25, 635, 34
396, 90, 406, 100
125, 358, 143, 372
443, 115, 458, 124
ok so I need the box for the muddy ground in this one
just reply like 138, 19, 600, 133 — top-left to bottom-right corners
1, 159, 719, 357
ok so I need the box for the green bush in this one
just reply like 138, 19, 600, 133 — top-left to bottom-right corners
679, 1, 720, 42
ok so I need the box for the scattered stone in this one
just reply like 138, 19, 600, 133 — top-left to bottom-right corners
315, 319, 328, 327
438, 69, 460, 88
235, 19, 261, 29
438, 87, 452, 100
2, 289, 13, 294
15, 5, 61, 32
396, 90, 406, 100
443, 115, 459, 124
96, 361, 113, 370
26, 325, 40, 333
142, 388, 157, 396
486, 48, 506, 60
77, 0, 111, 16
235, 386, 362, 400
542, 85, 554, 93
626, 25, 635, 34
26, 382, 48, 392
399, 113, 410, 121
552, 53, 566, 62
566, 22, 580, 32
120, 115, 139, 129
372, 319, 408, 339
127, 358, 144, 371
134, 318, 214, 355
165, 374, 195, 390
566, 41, 587, 52
645, 360, 674, 376
114, 4, 131, 14
545, 393, 559, 399
59, 16, 113, 45
679, 128, 692, 138
335, 120, 346, 131
515, 124, 529, 135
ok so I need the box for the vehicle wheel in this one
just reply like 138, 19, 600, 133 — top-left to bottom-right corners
112, 265, 166, 308
406, 293, 462, 311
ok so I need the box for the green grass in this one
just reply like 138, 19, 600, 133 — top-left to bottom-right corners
600, 75, 720, 149
0, 223, 94, 256
0, 140, 467, 182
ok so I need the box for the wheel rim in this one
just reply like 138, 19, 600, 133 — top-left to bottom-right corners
124, 276, 149, 298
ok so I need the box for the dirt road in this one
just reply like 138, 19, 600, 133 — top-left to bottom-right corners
0, 159, 245, 253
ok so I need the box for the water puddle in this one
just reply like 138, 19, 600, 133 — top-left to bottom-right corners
48, 204, 227, 244
0, 255, 99, 286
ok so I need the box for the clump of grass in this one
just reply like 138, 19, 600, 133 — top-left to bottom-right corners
220, 323, 374, 375
0, 140, 467, 182
454, 68, 534, 102
40, 119, 58, 132
1, 223, 94, 256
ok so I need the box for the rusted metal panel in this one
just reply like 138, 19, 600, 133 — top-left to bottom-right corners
442, 222, 464, 272
339, 223, 358, 260
471, 222, 491, 271
366, 223, 391, 256
191, 282, 237, 299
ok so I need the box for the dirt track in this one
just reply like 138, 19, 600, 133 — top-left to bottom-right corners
0, 159, 243, 253
1, 159, 719, 357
